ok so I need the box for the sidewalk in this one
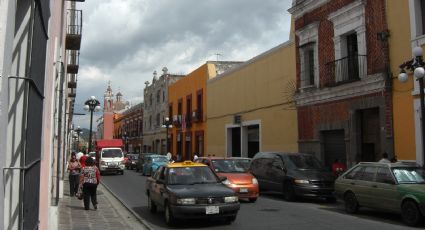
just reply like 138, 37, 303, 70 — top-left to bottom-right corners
58, 176, 149, 230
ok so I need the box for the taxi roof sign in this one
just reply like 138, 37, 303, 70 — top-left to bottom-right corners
168, 161, 205, 168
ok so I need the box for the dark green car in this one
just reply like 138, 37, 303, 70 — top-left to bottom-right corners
335, 162, 425, 226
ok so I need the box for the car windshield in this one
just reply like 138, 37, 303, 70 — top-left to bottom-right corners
88, 152, 96, 158
392, 167, 425, 184
211, 159, 251, 173
287, 155, 323, 170
152, 157, 168, 162
101, 149, 122, 158
129, 155, 138, 160
168, 166, 218, 185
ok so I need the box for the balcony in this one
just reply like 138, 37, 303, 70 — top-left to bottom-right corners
323, 55, 367, 87
66, 0, 85, 2
68, 74, 77, 88
67, 50, 80, 74
66, 9, 82, 50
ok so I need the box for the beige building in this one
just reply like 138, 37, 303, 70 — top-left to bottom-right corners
206, 32, 298, 157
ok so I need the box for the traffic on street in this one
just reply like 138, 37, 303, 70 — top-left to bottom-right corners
101, 163, 421, 230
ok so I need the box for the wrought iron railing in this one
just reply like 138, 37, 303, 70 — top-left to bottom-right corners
67, 50, 79, 74
66, 9, 82, 36
324, 55, 367, 87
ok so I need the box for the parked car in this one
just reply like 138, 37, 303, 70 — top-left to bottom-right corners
249, 152, 335, 201
125, 153, 139, 170
136, 153, 155, 172
142, 154, 169, 176
146, 161, 240, 226
335, 162, 425, 226
196, 157, 259, 202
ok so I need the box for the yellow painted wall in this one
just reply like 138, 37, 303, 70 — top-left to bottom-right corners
206, 40, 298, 156
168, 64, 209, 159
388, 0, 416, 160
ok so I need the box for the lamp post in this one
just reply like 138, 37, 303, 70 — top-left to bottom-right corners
74, 125, 83, 151
84, 96, 101, 153
122, 132, 128, 153
162, 117, 173, 154
398, 46, 425, 166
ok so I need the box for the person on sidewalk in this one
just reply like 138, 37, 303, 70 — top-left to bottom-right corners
67, 152, 81, 197
79, 151, 88, 168
80, 157, 101, 210
378, 152, 391, 163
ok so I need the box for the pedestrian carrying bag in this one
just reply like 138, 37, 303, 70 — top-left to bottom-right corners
75, 184, 83, 200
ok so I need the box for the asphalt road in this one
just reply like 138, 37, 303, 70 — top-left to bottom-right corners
101, 169, 421, 230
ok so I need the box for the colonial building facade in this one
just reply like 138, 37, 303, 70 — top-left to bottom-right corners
143, 68, 184, 153
113, 102, 144, 154
168, 61, 241, 160
289, 0, 394, 168
207, 40, 298, 157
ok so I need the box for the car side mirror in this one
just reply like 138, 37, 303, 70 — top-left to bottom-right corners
219, 176, 227, 182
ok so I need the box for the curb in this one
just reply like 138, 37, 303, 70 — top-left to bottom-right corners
100, 182, 155, 230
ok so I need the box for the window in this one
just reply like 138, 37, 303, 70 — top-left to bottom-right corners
156, 90, 160, 103
305, 45, 315, 86
359, 166, 377, 181
149, 94, 153, 106
296, 22, 318, 88
156, 113, 160, 126
375, 167, 395, 184
163, 90, 166, 102
149, 116, 152, 129
345, 166, 364, 180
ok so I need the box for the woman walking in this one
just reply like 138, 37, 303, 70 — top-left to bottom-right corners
80, 157, 101, 210
67, 152, 81, 197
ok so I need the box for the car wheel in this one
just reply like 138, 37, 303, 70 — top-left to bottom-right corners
136, 167, 139, 172
402, 200, 423, 226
248, 197, 257, 203
344, 192, 359, 214
147, 194, 157, 213
121, 170, 124, 175
165, 202, 176, 226
283, 182, 296, 201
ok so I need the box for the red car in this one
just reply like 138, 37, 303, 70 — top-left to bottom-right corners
196, 157, 259, 202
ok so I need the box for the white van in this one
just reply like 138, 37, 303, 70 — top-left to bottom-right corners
98, 147, 125, 175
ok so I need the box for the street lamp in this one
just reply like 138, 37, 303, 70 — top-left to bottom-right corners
122, 132, 129, 153
74, 125, 83, 151
162, 117, 173, 154
84, 96, 101, 153
398, 46, 425, 166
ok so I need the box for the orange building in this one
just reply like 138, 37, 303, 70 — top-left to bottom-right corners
168, 61, 241, 160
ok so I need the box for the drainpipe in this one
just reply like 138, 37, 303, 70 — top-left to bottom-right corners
55, 62, 64, 206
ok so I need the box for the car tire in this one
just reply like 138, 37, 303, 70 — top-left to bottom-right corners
136, 167, 139, 172
165, 202, 176, 226
147, 194, 157, 213
344, 192, 359, 214
121, 170, 124, 175
402, 200, 423, 226
248, 198, 257, 203
283, 182, 296, 201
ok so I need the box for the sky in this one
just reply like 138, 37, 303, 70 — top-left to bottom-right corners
73, 0, 293, 129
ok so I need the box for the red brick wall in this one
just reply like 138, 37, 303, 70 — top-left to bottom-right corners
295, 0, 390, 140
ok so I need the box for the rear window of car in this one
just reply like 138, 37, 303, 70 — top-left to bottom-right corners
211, 159, 251, 173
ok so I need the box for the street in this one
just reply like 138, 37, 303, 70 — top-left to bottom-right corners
100, 169, 419, 230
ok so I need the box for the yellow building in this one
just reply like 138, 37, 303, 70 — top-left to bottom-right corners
206, 34, 298, 157
168, 62, 241, 160
390, 0, 420, 162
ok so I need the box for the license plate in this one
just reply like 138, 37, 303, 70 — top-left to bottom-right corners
239, 188, 248, 193
205, 206, 219, 214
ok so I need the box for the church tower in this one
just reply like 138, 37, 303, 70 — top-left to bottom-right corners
102, 81, 114, 139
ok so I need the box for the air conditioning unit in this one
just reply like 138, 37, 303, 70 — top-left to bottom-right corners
192, 110, 198, 122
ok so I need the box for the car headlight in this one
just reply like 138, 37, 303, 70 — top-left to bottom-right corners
176, 198, 196, 205
252, 178, 258, 185
224, 196, 238, 203
222, 179, 233, 186
294, 179, 309, 184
